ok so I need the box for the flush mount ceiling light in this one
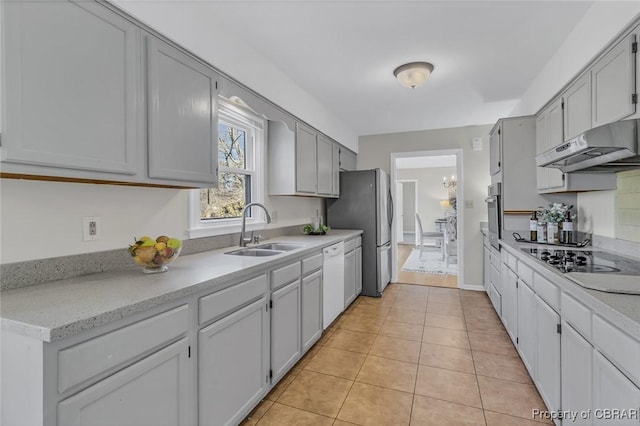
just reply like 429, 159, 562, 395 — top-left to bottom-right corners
393, 62, 434, 89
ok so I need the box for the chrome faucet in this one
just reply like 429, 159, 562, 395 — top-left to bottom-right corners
239, 203, 272, 247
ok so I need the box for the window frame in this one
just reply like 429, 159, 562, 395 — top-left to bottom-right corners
188, 98, 265, 238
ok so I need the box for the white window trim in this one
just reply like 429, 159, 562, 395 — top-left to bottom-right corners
188, 99, 265, 239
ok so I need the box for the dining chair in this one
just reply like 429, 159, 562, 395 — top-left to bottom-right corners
415, 213, 444, 260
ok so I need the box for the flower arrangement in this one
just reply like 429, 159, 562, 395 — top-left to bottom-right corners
541, 203, 574, 223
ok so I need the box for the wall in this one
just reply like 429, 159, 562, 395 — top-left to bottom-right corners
358, 124, 492, 288
110, 0, 358, 153
0, 178, 322, 263
397, 167, 456, 234
401, 182, 416, 233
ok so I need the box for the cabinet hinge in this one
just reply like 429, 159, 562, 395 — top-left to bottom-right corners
516, 281, 519, 288
516, 337, 519, 344
269, 369, 273, 379
215, 81, 218, 89
498, 128, 501, 136
561, 101, 565, 110
557, 323, 562, 334
632, 41, 637, 54
269, 300, 273, 309
188, 345, 191, 358
632, 93, 638, 104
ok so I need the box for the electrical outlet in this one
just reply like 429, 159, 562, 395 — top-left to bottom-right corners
83, 217, 101, 241
464, 200, 474, 209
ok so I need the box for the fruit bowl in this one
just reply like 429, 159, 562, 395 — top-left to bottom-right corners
128, 236, 183, 274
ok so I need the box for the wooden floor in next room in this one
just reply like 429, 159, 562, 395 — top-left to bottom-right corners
396, 244, 458, 288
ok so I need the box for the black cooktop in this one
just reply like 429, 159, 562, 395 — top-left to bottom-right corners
520, 248, 640, 275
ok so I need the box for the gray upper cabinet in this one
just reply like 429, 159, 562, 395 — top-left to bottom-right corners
316, 134, 333, 195
591, 34, 637, 127
489, 124, 502, 177
339, 148, 357, 171
1, 0, 139, 175
563, 73, 591, 141
147, 36, 219, 185
295, 123, 318, 194
536, 99, 565, 191
332, 143, 340, 196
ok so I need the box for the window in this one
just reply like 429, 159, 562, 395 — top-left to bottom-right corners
189, 99, 265, 237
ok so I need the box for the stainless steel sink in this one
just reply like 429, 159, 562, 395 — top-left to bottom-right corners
225, 248, 284, 257
254, 243, 306, 251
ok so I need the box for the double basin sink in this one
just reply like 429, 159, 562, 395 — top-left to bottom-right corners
225, 242, 306, 257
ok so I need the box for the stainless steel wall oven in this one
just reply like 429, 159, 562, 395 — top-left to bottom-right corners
485, 183, 501, 250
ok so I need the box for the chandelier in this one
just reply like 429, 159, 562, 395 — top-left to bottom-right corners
442, 175, 457, 188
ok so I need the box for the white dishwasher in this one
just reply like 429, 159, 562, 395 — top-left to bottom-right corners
323, 242, 345, 329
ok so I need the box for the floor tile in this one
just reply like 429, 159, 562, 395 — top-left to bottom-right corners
411, 395, 486, 425
277, 370, 353, 417
419, 342, 475, 373
399, 285, 430, 295
369, 335, 421, 363
428, 287, 460, 296
477, 376, 548, 421
337, 382, 413, 426
427, 302, 464, 317
428, 294, 462, 305
415, 365, 482, 408
464, 306, 500, 321
240, 399, 273, 426
316, 327, 336, 346
265, 369, 298, 401
392, 297, 429, 312
379, 319, 424, 341
425, 312, 467, 330
473, 351, 533, 384
465, 316, 504, 333
358, 295, 396, 308
484, 410, 550, 425
356, 355, 418, 393
468, 330, 518, 357
422, 326, 470, 349
386, 307, 426, 325
333, 420, 359, 426
324, 328, 377, 354
304, 346, 367, 380
295, 344, 320, 369
338, 314, 385, 334
255, 402, 334, 426
349, 303, 391, 319
394, 291, 429, 305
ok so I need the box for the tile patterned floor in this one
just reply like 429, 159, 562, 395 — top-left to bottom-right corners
241, 283, 551, 426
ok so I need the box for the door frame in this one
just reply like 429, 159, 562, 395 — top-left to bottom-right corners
395, 179, 419, 245
390, 149, 464, 289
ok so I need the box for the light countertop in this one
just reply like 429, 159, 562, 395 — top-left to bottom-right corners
1, 230, 362, 342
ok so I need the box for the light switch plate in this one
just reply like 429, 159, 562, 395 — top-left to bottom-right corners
464, 200, 474, 208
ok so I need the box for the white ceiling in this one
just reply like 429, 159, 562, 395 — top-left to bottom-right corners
396, 155, 456, 169
202, 0, 594, 136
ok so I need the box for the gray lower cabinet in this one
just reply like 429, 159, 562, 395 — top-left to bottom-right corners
198, 297, 269, 426
271, 279, 301, 383
501, 265, 518, 343
147, 36, 219, 185
561, 321, 593, 425
592, 350, 640, 426
58, 338, 191, 426
344, 248, 357, 308
517, 280, 536, 376
355, 246, 362, 296
535, 295, 561, 416
301, 269, 323, 352
2, 0, 139, 175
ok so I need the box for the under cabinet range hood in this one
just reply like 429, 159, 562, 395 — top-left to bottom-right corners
536, 119, 640, 172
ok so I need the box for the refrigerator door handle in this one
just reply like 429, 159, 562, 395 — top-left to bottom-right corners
387, 189, 394, 227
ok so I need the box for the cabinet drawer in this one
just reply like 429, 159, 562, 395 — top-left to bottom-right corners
488, 282, 502, 316
271, 261, 301, 290
490, 263, 502, 295
517, 261, 533, 285
345, 238, 357, 253
199, 274, 267, 325
593, 315, 640, 384
355, 236, 362, 247
490, 248, 501, 269
302, 253, 323, 275
533, 273, 560, 311
503, 251, 517, 272
561, 292, 592, 339
58, 304, 189, 394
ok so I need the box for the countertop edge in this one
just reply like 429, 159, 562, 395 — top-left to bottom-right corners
1, 230, 363, 342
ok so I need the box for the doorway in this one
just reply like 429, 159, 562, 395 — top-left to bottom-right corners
390, 150, 463, 289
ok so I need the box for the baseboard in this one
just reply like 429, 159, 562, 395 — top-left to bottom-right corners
458, 284, 485, 292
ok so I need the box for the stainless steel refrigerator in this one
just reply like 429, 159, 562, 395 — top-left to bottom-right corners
327, 169, 392, 297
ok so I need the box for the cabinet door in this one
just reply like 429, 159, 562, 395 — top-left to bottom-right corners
147, 36, 219, 185
500, 265, 518, 344
58, 338, 190, 426
355, 246, 363, 296
271, 279, 301, 383
198, 297, 269, 426
340, 149, 357, 171
316, 134, 333, 195
561, 322, 593, 425
593, 350, 640, 425
489, 124, 501, 176
591, 34, 636, 127
517, 280, 536, 376
2, 0, 139, 174
564, 73, 592, 141
535, 112, 549, 190
295, 123, 317, 194
483, 246, 491, 291
344, 249, 357, 308
302, 270, 323, 352
332, 143, 341, 196
535, 296, 560, 415
546, 99, 565, 189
